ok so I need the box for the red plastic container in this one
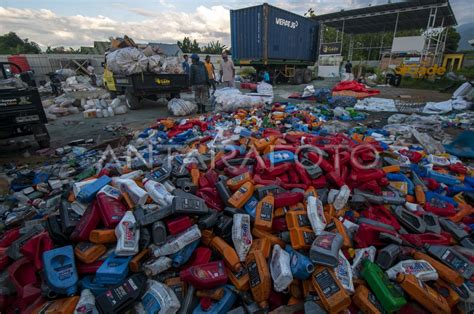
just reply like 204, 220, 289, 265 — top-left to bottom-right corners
20, 231, 54, 270
274, 192, 304, 208
95, 192, 126, 228
70, 202, 101, 242
183, 247, 212, 269
76, 260, 104, 275
167, 216, 193, 235
7, 257, 40, 302
180, 261, 228, 289
7, 55, 30, 74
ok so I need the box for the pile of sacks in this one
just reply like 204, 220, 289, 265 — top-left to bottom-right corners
82, 97, 128, 118
42, 95, 81, 120
106, 47, 183, 76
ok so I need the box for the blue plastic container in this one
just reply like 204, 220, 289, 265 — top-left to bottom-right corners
244, 196, 258, 218
43, 245, 78, 295
96, 253, 132, 285
266, 150, 295, 165
171, 240, 200, 267
76, 175, 112, 203
80, 275, 110, 296
285, 245, 315, 280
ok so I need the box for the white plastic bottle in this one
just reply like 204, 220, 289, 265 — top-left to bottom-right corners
334, 250, 354, 293
270, 244, 293, 292
334, 185, 351, 210
74, 289, 99, 314
115, 211, 140, 256
120, 170, 144, 180
351, 246, 376, 278
142, 280, 180, 314
113, 178, 148, 206
143, 179, 174, 207
152, 225, 201, 257
307, 196, 326, 235
143, 256, 172, 277
386, 259, 438, 281
232, 214, 253, 262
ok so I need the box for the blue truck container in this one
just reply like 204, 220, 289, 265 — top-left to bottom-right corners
231, 3, 318, 64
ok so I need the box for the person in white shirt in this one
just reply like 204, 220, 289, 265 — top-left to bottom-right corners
219, 53, 235, 88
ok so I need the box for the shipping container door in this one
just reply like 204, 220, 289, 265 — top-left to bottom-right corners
231, 6, 264, 60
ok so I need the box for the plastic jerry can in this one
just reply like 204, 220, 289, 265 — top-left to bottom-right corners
95, 273, 147, 314
310, 231, 343, 267
20, 231, 54, 270
246, 251, 271, 309
396, 273, 450, 313
385, 259, 438, 281
70, 203, 100, 242
7, 257, 39, 300
95, 185, 126, 228
172, 196, 209, 215
180, 261, 228, 289
433, 279, 461, 307
89, 229, 117, 244
74, 242, 107, 264
232, 214, 253, 262
376, 244, 401, 270
353, 285, 385, 314
42, 245, 78, 296
115, 211, 140, 256
311, 266, 351, 313
226, 266, 250, 291
226, 172, 253, 191
112, 178, 148, 206
249, 238, 272, 259
289, 227, 316, 250
284, 245, 314, 280
228, 182, 255, 209
167, 216, 193, 235
152, 225, 201, 257
79, 276, 109, 296
76, 176, 111, 203
270, 244, 293, 292
143, 256, 172, 277
361, 260, 406, 313
192, 285, 237, 314
31, 296, 80, 314
202, 230, 242, 272
254, 195, 274, 231
142, 280, 180, 314
74, 289, 98, 314
95, 253, 132, 285
286, 210, 311, 229
425, 244, 474, 279
422, 212, 441, 234
7, 224, 44, 260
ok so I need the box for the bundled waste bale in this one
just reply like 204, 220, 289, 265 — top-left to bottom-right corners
168, 98, 197, 116
106, 47, 149, 75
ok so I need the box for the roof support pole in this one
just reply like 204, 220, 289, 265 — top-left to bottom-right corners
348, 35, 354, 62
340, 19, 345, 49
387, 12, 399, 69
318, 22, 324, 65
434, 17, 445, 65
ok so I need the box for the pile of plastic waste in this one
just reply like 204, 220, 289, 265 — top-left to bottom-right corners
0, 100, 473, 314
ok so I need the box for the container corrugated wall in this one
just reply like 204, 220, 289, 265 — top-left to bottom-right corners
231, 4, 318, 62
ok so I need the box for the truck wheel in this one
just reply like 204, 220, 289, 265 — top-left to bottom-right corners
294, 69, 304, 85
303, 69, 312, 83
125, 91, 142, 110
32, 124, 50, 148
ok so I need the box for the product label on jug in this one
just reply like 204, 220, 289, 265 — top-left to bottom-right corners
442, 250, 469, 274
303, 231, 316, 245
297, 214, 310, 227
247, 260, 261, 288
368, 290, 386, 313
315, 269, 340, 298
314, 234, 335, 249
122, 221, 136, 248
56, 264, 74, 280
260, 202, 273, 221
233, 267, 248, 279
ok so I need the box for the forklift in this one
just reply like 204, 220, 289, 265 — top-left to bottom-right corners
0, 62, 50, 148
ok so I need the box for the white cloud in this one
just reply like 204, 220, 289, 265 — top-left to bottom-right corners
0, 5, 230, 49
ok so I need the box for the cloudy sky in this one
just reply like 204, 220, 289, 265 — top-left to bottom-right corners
0, 0, 470, 49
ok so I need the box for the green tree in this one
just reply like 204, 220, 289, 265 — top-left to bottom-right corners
202, 41, 227, 54
177, 37, 201, 53
0, 32, 41, 54
445, 27, 460, 52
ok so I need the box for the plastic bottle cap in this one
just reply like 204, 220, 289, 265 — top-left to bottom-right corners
200, 297, 213, 310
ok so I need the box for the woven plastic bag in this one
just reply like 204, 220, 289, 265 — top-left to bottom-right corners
106, 47, 148, 75
168, 98, 196, 116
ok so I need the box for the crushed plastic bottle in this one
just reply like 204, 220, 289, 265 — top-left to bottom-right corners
269, 244, 293, 292
231, 214, 252, 262
115, 211, 140, 256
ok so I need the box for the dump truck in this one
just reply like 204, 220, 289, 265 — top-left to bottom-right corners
230, 3, 319, 84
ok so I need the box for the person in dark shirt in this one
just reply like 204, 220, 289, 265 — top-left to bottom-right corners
345, 61, 352, 74
182, 54, 190, 75
189, 54, 209, 114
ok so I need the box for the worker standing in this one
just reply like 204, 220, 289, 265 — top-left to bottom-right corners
219, 52, 235, 88
204, 55, 217, 94
189, 54, 209, 114
182, 54, 190, 75
87, 63, 97, 86
344, 60, 353, 81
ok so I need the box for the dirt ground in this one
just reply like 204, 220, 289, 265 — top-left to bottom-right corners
0, 79, 455, 165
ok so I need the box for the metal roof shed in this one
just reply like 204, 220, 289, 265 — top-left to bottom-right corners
313, 0, 457, 66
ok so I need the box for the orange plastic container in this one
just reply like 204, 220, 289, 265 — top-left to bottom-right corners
289, 279, 303, 299
228, 182, 255, 208
326, 217, 351, 249
165, 277, 186, 301
249, 238, 272, 259
227, 172, 253, 191
246, 251, 271, 309
254, 195, 274, 231
286, 210, 311, 229
289, 227, 316, 250
415, 185, 426, 205
129, 249, 150, 272
251, 227, 286, 248
396, 273, 450, 313
312, 266, 351, 313
31, 296, 80, 314
202, 230, 242, 272
74, 242, 106, 264
196, 287, 225, 300
433, 279, 460, 307
353, 284, 385, 314
89, 229, 117, 244
227, 267, 250, 291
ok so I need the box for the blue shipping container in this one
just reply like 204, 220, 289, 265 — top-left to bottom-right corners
231, 4, 319, 63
